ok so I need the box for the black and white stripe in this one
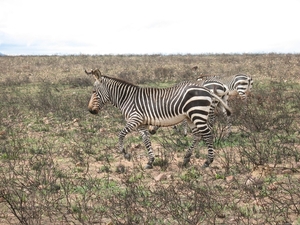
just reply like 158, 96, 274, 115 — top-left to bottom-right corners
199, 73, 253, 101
201, 80, 230, 128
86, 69, 232, 169
150, 74, 253, 136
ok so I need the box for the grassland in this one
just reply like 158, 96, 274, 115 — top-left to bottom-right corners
0, 54, 300, 224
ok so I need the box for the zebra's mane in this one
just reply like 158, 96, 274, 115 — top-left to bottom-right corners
103, 75, 198, 91
102, 75, 138, 87
200, 74, 242, 84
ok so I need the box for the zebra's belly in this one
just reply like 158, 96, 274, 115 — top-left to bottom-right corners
146, 114, 186, 127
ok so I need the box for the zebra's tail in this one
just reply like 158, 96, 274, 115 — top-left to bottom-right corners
210, 91, 232, 117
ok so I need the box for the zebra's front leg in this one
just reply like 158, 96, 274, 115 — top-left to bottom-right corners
138, 127, 155, 169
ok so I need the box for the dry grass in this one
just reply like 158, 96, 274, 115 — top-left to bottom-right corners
0, 54, 300, 224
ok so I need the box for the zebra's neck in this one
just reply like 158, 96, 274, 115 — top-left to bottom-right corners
103, 76, 138, 113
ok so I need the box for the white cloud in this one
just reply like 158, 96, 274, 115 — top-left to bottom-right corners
1, 0, 300, 55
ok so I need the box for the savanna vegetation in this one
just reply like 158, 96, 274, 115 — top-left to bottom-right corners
0, 54, 300, 224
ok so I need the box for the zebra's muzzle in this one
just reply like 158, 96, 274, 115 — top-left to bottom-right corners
88, 92, 100, 114
88, 103, 99, 114
88, 108, 99, 114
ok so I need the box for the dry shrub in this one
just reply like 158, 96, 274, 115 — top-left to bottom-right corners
0, 54, 300, 224
234, 81, 299, 167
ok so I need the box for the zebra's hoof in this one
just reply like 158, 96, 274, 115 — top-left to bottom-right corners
202, 161, 210, 168
118, 148, 126, 154
124, 153, 131, 161
149, 130, 156, 135
182, 158, 190, 167
145, 164, 153, 169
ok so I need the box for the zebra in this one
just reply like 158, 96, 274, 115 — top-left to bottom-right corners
149, 79, 230, 136
150, 73, 253, 136
198, 73, 253, 102
85, 68, 232, 169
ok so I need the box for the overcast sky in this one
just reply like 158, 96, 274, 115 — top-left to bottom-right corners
1, 0, 300, 55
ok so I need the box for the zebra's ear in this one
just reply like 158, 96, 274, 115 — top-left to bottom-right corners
92, 69, 101, 80
85, 69, 101, 80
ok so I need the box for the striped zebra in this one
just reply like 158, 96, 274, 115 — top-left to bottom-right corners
149, 80, 230, 136
85, 69, 232, 169
198, 79, 230, 131
150, 73, 253, 136
198, 73, 253, 102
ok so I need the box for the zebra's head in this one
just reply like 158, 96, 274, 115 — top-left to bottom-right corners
85, 69, 109, 114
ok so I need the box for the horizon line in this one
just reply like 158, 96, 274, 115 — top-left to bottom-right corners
1, 52, 300, 57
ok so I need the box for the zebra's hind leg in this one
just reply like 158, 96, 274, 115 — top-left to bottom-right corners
138, 127, 155, 169
222, 95, 231, 138
118, 122, 140, 161
185, 121, 215, 168
182, 134, 201, 167
201, 129, 215, 168
121, 148, 131, 161
182, 121, 201, 167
